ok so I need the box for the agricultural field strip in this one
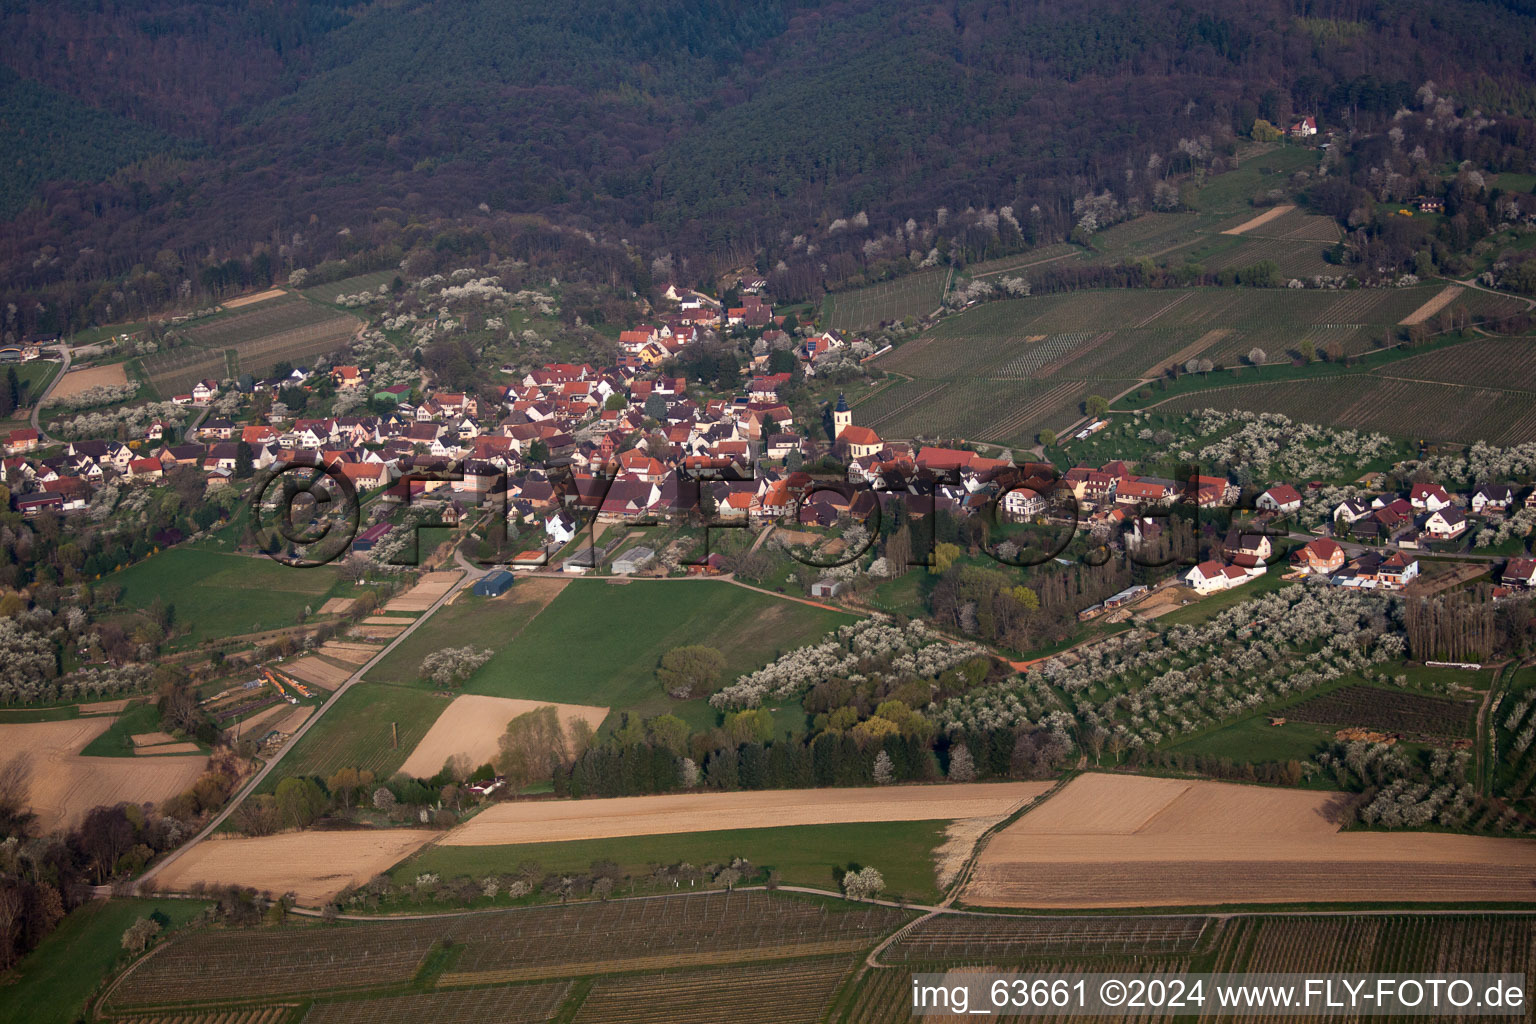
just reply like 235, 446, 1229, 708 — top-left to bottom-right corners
302, 981, 570, 1024
571, 958, 854, 1024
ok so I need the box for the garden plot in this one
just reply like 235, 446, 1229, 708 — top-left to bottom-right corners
398, 695, 609, 779
384, 570, 463, 612
0, 718, 205, 831
351, 623, 407, 639
317, 597, 360, 615
50, 362, 128, 400
153, 830, 436, 905
966, 773, 1536, 907
442, 782, 1046, 846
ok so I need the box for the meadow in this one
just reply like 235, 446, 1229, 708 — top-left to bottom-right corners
0, 897, 207, 1024
110, 548, 342, 645
445, 580, 854, 726
262, 682, 449, 784
397, 819, 952, 903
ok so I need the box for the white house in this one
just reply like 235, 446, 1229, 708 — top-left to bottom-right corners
1472, 484, 1517, 516
1256, 484, 1302, 514
1183, 560, 1255, 594
1410, 483, 1453, 512
1334, 498, 1371, 524
1002, 487, 1047, 522
1423, 507, 1467, 540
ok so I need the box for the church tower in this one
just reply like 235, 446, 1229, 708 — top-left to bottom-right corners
832, 392, 852, 438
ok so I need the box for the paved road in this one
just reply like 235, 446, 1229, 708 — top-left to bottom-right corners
29, 344, 70, 441
135, 560, 487, 892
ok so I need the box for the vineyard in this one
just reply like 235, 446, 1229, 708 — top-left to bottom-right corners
823, 269, 947, 332
179, 296, 342, 349
841, 913, 1536, 1022
144, 294, 360, 396
573, 959, 855, 1024
140, 346, 234, 397
104, 892, 905, 1018
104, 917, 443, 1009
105, 1009, 295, 1024
301, 982, 570, 1024
1385, 336, 1536, 393
1284, 684, 1478, 739
968, 242, 1084, 278
853, 376, 1130, 446
437, 891, 907, 985
1493, 668, 1536, 820
1155, 373, 1536, 445
881, 915, 1210, 962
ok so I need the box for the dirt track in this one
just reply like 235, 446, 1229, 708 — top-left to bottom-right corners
1221, 205, 1295, 235
966, 773, 1536, 907
152, 830, 436, 904
399, 695, 608, 779
442, 782, 1050, 847
1399, 284, 1465, 326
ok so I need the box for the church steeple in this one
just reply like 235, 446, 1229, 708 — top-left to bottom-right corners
832, 392, 852, 437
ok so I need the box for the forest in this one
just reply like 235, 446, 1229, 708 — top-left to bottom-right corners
4, 0, 1536, 338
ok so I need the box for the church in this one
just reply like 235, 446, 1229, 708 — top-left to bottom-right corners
831, 393, 882, 459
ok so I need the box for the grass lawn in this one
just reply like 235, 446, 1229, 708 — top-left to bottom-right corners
109, 548, 341, 645
0, 704, 80, 723
79, 700, 163, 757
392, 819, 949, 903
262, 682, 451, 787
1165, 714, 1341, 765
1150, 571, 1292, 627
364, 585, 560, 687
449, 580, 853, 723
0, 898, 207, 1024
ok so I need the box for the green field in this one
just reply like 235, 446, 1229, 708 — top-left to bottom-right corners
265, 682, 450, 784
110, 548, 342, 645
823, 269, 948, 331
393, 819, 950, 903
365, 583, 569, 686
1165, 714, 1341, 764
79, 700, 166, 757
419, 580, 853, 725
1149, 572, 1293, 628
0, 898, 208, 1024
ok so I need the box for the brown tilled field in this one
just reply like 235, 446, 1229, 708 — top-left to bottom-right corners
318, 640, 378, 664
442, 782, 1049, 847
154, 830, 436, 904
317, 597, 360, 616
351, 624, 406, 639
0, 719, 206, 830
50, 362, 129, 399
399, 695, 609, 779
129, 731, 179, 747
384, 570, 463, 613
280, 656, 352, 690
966, 773, 1536, 907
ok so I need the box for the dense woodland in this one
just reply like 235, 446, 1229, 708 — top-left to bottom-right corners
4, 0, 1536, 337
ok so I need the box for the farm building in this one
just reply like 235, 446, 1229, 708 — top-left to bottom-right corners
810, 579, 845, 598
352, 523, 392, 552
611, 546, 656, 575
472, 570, 515, 597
